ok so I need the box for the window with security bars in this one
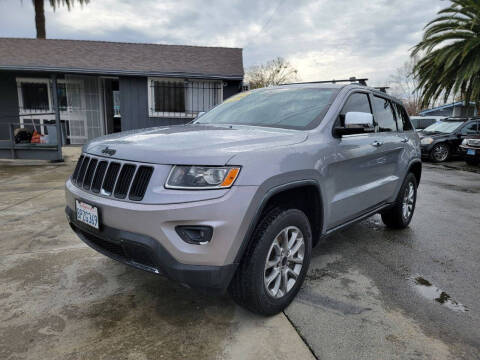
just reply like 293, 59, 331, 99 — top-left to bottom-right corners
148, 78, 223, 118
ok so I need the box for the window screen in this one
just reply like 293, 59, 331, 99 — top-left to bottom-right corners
153, 80, 185, 113
373, 96, 397, 132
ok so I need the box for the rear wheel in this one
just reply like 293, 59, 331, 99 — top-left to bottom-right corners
228, 208, 312, 316
381, 173, 417, 229
430, 143, 449, 162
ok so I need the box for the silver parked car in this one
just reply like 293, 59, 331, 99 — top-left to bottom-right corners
65, 82, 421, 315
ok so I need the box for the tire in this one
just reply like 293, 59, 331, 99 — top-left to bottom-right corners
430, 143, 450, 162
228, 208, 312, 316
381, 173, 417, 229
465, 157, 479, 166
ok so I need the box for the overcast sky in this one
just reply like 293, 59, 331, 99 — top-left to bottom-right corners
0, 0, 444, 85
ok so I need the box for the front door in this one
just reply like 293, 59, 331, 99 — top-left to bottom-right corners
325, 92, 393, 229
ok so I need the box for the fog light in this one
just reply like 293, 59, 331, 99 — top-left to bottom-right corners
175, 226, 213, 245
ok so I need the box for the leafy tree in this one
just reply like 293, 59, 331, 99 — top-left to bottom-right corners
245, 57, 299, 89
411, 0, 480, 110
31, 0, 89, 39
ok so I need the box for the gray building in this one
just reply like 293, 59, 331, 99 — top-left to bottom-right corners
419, 101, 477, 117
0, 38, 244, 144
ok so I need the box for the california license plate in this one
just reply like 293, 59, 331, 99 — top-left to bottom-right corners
467, 149, 476, 155
76, 200, 99, 230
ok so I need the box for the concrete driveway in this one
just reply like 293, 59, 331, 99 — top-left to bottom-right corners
0, 152, 479, 359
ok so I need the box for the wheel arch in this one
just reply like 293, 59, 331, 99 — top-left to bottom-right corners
233, 180, 324, 264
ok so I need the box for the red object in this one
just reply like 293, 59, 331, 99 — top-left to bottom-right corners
31, 130, 41, 144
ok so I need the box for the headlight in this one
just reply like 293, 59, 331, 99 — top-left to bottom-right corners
165, 165, 240, 189
421, 137, 434, 145
462, 139, 467, 145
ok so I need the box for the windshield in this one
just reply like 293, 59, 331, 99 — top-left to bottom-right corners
194, 87, 337, 130
423, 121, 464, 134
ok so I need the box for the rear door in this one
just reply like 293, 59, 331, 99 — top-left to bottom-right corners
326, 91, 391, 229
369, 96, 406, 203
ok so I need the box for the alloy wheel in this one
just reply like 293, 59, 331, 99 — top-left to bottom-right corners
264, 226, 305, 299
432, 144, 448, 162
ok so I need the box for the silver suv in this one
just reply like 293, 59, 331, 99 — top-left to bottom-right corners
65, 82, 421, 315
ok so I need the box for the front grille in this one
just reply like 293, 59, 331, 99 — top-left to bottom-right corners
102, 162, 121, 195
76, 157, 90, 186
129, 166, 154, 201
114, 164, 136, 199
83, 159, 98, 190
71, 154, 153, 201
91, 161, 108, 193
72, 155, 84, 182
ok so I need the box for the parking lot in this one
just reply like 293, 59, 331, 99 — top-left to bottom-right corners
1, 153, 479, 360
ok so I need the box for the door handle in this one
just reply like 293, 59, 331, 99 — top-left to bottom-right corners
401, 137, 409, 143
371, 140, 384, 147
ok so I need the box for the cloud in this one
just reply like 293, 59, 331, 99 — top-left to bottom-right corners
0, 0, 444, 85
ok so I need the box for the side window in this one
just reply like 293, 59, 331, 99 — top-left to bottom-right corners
397, 104, 413, 131
338, 93, 372, 126
460, 122, 478, 135
372, 96, 397, 132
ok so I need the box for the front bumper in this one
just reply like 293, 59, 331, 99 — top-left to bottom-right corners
459, 145, 480, 161
65, 179, 259, 291
420, 144, 433, 157
66, 207, 236, 293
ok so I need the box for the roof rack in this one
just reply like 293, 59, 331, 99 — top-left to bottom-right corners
281, 77, 368, 86
374, 86, 389, 93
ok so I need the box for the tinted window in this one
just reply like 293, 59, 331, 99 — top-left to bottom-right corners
372, 96, 397, 132
460, 121, 478, 135
340, 93, 372, 115
195, 87, 337, 130
397, 104, 413, 131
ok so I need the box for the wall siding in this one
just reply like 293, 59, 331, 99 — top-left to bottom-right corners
0, 72, 20, 140
119, 77, 242, 131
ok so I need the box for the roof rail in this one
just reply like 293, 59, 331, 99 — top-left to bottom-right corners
281, 77, 368, 86
374, 86, 390, 93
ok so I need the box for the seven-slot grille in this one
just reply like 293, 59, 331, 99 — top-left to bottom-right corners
71, 155, 153, 201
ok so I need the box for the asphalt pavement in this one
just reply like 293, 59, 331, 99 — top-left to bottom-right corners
286, 163, 480, 359
0, 152, 479, 359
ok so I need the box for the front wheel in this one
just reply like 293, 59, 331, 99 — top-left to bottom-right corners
430, 143, 449, 162
228, 208, 312, 316
381, 173, 417, 229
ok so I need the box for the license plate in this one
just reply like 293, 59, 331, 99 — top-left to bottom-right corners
467, 149, 476, 155
76, 200, 99, 230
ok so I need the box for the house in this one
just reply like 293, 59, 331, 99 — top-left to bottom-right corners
0, 38, 244, 146
419, 101, 477, 117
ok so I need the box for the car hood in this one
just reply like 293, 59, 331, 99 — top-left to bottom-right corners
418, 131, 451, 140
84, 124, 308, 165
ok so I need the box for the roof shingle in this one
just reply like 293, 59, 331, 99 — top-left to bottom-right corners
0, 38, 243, 79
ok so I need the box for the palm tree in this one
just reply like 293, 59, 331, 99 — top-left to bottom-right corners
31, 0, 89, 39
411, 0, 480, 110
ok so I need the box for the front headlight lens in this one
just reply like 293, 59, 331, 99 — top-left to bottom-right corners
462, 139, 467, 145
421, 137, 434, 145
166, 165, 240, 189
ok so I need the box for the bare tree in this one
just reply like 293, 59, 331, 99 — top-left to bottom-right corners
388, 56, 422, 115
245, 57, 299, 89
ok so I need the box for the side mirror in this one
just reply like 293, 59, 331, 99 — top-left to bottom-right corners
196, 111, 206, 120
334, 112, 374, 136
